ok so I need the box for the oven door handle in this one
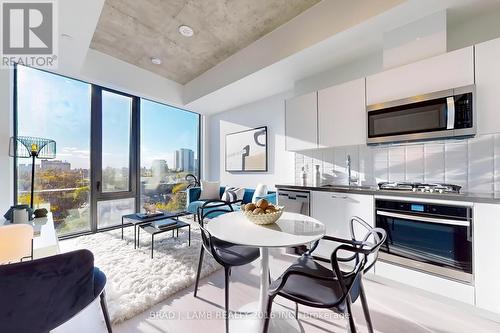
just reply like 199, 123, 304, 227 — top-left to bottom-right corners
376, 210, 470, 227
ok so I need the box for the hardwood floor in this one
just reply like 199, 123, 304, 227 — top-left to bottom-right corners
56, 241, 500, 333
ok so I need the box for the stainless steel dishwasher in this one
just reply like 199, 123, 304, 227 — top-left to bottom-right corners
277, 189, 310, 216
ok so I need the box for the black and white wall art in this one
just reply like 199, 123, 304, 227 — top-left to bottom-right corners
225, 126, 268, 172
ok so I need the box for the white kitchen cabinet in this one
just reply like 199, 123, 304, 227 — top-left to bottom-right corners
475, 37, 500, 135
285, 92, 318, 151
318, 78, 366, 147
474, 203, 500, 314
366, 46, 474, 105
311, 191, 374, 260
375, 261, 475, 305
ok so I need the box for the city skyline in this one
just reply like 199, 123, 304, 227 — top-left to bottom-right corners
19, 148, 197, 174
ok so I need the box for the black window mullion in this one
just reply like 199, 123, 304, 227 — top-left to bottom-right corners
90, 85, 102, 233
134, 97, 141, 213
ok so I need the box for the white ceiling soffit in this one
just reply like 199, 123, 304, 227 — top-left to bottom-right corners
57, 0, 105, 76
183, 0, 404, 106
185, 0, 491, 115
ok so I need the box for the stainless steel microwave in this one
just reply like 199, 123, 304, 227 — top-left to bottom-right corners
366, 85, 475, 144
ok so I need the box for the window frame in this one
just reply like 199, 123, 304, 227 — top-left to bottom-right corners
13, 64, 202, 238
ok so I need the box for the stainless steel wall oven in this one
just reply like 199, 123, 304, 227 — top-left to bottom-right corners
375, 198, 473, 283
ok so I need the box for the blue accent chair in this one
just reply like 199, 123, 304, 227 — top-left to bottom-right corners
0, 249, 112, 333
186, 186, 276, 218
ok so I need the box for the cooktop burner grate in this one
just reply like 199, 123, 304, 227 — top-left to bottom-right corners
378, 182, 461, 194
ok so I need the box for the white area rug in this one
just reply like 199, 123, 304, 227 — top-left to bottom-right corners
74, 220, 221, 324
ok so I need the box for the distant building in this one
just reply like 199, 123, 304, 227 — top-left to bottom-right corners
174, 148, 194, 172
40, 160, 71, 171
18, 163, 33, 174
151, 159, 168, 178
174, 151, 180, 171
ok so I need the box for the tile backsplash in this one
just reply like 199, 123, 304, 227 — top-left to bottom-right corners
295, 134, 500, 193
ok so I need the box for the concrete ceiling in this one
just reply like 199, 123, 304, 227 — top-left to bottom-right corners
90, 0, 321, 84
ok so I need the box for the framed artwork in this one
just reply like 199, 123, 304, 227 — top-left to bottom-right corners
225, 126, 268, 172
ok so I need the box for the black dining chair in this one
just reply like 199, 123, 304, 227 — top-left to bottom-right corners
0, 249, 113, 333
194, 200, 260, 333
263, 217, 386, 333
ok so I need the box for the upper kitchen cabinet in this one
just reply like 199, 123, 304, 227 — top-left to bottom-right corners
366, 46, 474, 105
475, 37, 500, 135
285, 91, 318, 151
318, 78, 366, 147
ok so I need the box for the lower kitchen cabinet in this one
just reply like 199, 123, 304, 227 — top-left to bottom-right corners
311, 191, 374, 261
474, 203, 500, 314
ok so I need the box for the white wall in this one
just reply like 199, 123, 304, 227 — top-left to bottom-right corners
207, 92, 295, 190
294, 51, 383, 96
448, 4, 500, 51
77, 50, 184, 108
383, 10, 447, 69
0, 69, 13, 214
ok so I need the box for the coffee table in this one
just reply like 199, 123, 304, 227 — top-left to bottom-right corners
138, 219, 191, 258
121, 211, 190, 249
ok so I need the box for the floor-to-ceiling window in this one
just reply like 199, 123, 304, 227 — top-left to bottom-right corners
15, 65, 201, 236
15, 65, 92, 236
140, 99, 200, 212
93, 88, 138, 230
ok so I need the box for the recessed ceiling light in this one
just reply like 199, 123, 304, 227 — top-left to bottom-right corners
178, 25, 194, 37
151, 57, 162, 65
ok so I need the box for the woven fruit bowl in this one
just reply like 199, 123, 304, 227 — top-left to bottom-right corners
242, 208, 283, 225
241, 199, 284, 225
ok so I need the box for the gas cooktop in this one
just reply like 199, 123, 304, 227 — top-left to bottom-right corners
378, 182, 462, 194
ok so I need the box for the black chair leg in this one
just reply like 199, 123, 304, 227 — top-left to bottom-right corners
100, 291, 113, 333
263, 295, 275, 333
224, 266, 231, 333
359, 282, 374, 333
295, 302, 299, 318
194, 247, 204, 297
345, 296, 357, 333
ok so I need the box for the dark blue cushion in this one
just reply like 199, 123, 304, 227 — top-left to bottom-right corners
93, 267, 107, 297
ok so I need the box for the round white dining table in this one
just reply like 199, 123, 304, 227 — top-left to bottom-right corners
206, 211, 326, 332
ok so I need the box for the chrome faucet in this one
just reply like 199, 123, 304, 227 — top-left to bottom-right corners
346, 154, 358, 186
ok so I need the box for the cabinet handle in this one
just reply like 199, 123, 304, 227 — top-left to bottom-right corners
332, 195, 348, 199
